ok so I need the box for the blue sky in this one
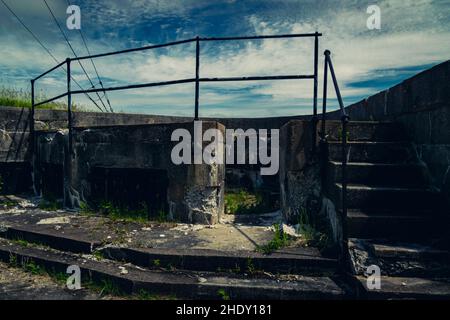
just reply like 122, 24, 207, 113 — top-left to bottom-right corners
0, 0, 449, 117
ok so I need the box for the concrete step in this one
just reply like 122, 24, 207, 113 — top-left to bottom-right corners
349, 238, 450, 278
321, 121, 408, 142
0, 239, 346, 299
356, 275, 450, 299
367, 240, 450, 277
334, 183, 442, 211
371, 241, 450, 262
0, 225, 338, 275
328, 141, 417, 163
328, 161, 429, 187
346, 210, 435, 240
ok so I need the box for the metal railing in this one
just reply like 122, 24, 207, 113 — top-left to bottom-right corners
30, 33, 322, 153
319, 50, 350, 270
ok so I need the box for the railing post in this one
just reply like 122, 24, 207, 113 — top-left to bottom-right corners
30, 79, 37, 195
65, 57, 73, 209
321, 51, 330, 140
194, 36, 200, 120
67, 58, 73, 155
312, 32, 319, 153
341, 114, 350, 271
319, 51, 329, 195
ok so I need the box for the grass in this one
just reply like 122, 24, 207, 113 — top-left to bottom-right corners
6, 251, 176, 300
224, 189, 278, 215
217, 289, 230, 300
38, 199, 62, 211
98, 200, 149, 224
256, 223, 290, 254
0, 86, 87, 111
295, 207, 333, 251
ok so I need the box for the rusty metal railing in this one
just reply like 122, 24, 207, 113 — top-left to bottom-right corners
320, 49, 350, 271
31, 32, 321, 150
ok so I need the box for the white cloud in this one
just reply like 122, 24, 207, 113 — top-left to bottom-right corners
1, 0, 449, 116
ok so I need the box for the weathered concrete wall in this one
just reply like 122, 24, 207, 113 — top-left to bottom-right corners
0, 105, 308, 132
279, 120, 320, 222
326, 60, 450, 208
35, 121, 225, 224
0, 106, 306, 197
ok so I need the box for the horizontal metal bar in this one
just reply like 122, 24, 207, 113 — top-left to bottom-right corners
71, 78, 197, 95
70, 34, 321, 62
33, 60, 66, 81
74, 38, 197, 61
67, 75, 314, 96
34, 92, 68, 107
199, 75, 314, 82
200, 33, 322, 41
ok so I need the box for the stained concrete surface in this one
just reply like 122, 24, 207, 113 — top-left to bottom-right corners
0, 196, 283, 252
0, 261, 114, 300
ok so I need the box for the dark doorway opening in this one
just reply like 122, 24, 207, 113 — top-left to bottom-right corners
41, 163, 64, 200
89, 167, 169, 219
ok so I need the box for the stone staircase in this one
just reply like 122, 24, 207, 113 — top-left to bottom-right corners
324, 120, 450, 299
0, 197, 348, 300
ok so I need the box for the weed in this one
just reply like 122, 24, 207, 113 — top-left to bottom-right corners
99, 200, 148, 224
157, 209, 170, 223
39, 194, 62, 211
13, 239, 29, 247
79, 201, 96, 216
295, 207, 334, 251
99, 278, 123, 296
246, 258, 255, 274
135, 289, 176, 300
22, 259, 42, 275
217, 289, 230, 300
256, 223, 290, 255
153, 259, 161, 267
224, 189, 278, 215
92, 250, 104, 261
9, 253, 17, 267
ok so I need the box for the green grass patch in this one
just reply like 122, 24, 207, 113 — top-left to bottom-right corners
0, 86, 87, 111
217, 289, 230, 300
98, 200, 149, 224
295, 208, 333, 251
256, 223, 291, 255
224, 189, 277, 215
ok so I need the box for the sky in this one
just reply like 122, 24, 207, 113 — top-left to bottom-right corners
0, 0, 449, 117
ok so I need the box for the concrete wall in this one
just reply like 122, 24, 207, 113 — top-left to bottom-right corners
326, 60, 450, 207
35, 121, 225, 224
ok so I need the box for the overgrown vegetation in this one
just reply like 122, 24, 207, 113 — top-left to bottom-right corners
256, 223, 290, 254
295, 207, 333, 252
217, 289, 230, 300
224, 189, 278, 215
39, 193, 62, 211
98, 200, 149, 223
0, 86, 86, 111
6, 252, 175, 300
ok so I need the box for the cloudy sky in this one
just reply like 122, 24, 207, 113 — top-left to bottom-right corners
0, 0, 449, 117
